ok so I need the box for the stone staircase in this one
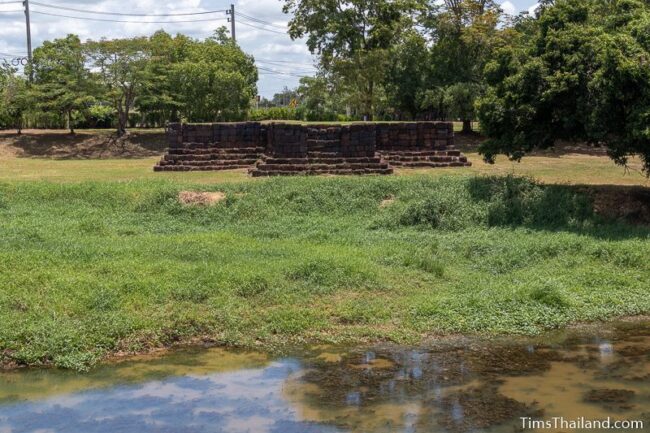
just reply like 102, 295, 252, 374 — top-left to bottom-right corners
154, 146, 263, 172
249, 151, 393, 177
378, 149, 472, 168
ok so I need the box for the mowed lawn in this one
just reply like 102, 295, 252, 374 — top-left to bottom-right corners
1, 152, 649, 186
0, 135, 649, 370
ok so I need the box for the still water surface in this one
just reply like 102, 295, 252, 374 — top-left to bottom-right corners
1, 321, 648, 433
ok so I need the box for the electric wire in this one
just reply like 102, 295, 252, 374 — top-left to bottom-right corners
30, 10, 228, 24
237, 19, 287, 35
29, 1, 227, 17
237, 11, 286, 30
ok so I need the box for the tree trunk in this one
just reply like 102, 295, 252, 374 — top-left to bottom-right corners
365, 81, 374, 121
68, 110, 75, 134
462, 119, 473, 133
117, 107, 128, 137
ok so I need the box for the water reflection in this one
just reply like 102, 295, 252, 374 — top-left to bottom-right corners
0, 322, 648, 433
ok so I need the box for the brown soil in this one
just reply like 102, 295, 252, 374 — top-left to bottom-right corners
433, 385, 542, 432
579, 185, 650, 225
0, 129, 166, 159
379, 195, 395, 208
178, 191, 227, 206
584, 388, 636, 404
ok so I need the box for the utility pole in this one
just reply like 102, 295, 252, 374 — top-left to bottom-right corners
23, 0, 32, 81
227, 4, 236, 42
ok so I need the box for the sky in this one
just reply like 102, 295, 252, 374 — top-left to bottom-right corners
0, 0, 538, 98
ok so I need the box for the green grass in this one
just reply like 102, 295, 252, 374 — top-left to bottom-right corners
0, 175, 648, 370
1, 153, 649, 186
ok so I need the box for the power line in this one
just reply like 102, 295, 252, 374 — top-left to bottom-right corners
30, 10, 228, 24
29, 1, 227, 17
256, 58, 316, 66
256, 62, 316, 75
0, 9, 22, 12
257, 59, 317, 69
238, 11, 286, 30
257, 66, 308, 78
238, 20, 287, 35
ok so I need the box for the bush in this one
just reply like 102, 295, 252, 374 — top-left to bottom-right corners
248, 107, 301, 121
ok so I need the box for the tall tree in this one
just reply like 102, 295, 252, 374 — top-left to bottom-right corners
384, 31, 431, 119
477, 0, 650, 173
85, 37, 151, 136
0, 65, 29, 134
283, 0, 422, 120
31, 35, 95, 134
170, 29, 257, 122
136, 30, 193, 126
422, 0, 504, 131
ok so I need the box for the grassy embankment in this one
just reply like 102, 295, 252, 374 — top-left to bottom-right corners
1, 175, 649, 370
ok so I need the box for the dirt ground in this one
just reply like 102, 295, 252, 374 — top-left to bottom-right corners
0, 129, 167, 159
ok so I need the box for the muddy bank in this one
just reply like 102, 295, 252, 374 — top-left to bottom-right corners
0, 320, 647, 433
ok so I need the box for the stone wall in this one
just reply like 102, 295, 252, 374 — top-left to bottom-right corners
154, 121, 470, 174
376, 122, 454, 150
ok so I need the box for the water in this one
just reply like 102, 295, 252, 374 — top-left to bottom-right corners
1, 321, 648, 433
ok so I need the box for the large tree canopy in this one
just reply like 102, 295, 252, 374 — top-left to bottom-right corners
31, 35, 95, 134
283, 0, 423, 119
477, 0, 650, 173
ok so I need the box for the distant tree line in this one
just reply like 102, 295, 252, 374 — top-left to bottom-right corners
0, 27, 257, 136
1, 0, 648, 172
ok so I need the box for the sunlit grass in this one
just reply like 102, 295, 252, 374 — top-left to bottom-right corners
0, 175, 648, 370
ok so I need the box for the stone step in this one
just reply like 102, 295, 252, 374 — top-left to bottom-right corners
255, 162, 391, 171
165, 153, 260, 161
157, 159, 258, 167
262, 156, 383, 165
168, 147, 264, 155
390, 161, 472, 168
154, 164, 251, 172
379, 150, 462, 157
383, 155, 468, 163
306, 151, 341, 158
249, 167, 394, 177
305, 139, 341, 145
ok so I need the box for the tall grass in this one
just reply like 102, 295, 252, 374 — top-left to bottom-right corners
0, 175, 648, 370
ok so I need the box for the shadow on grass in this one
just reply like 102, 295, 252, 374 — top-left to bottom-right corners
466, 176, 650, 239
0, 130, 167, 159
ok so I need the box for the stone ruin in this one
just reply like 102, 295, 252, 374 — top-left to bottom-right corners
154, 122, 471, 175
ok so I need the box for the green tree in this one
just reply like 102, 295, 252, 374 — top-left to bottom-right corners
296, 74, 343, 121
0, 65, 29, 133
170, 30, 257, 122
422, 0, 504, 131
85, 37, 151, 136
136, 30, 193, 126
31, 34, 95, 134
283, 0, 422, 120
272, 86, 299, 107
477, 0, 650, 173
444, 82, 482, 132
383, 31, 430, 119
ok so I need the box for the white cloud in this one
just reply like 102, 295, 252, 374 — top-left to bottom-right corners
500, 1, 517, 16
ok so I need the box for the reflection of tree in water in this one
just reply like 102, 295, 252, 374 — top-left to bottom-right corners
284, 344, 560, 432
